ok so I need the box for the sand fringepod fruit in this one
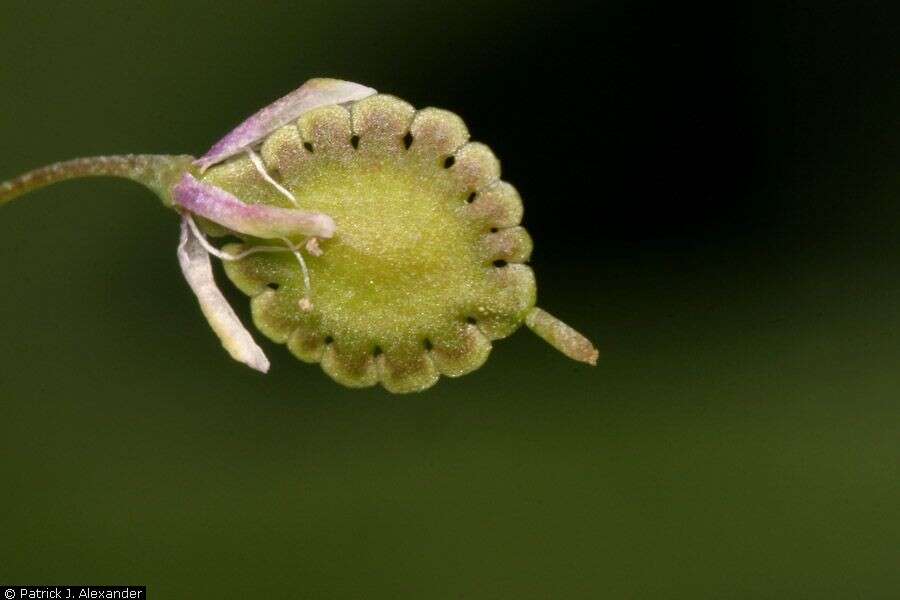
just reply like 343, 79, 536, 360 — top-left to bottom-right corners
0, 78, 597, 393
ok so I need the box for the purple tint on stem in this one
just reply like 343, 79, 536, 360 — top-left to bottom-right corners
173, 174, 335, 239
194, 78, 376, 171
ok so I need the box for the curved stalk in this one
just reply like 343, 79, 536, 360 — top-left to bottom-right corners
0, 154, 195, 207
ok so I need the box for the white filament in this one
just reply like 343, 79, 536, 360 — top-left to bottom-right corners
281, 237, 312, 301
185, 213, 290, 262
244, 147, 319, 304
185, 213, 313, 304
247, 148, 298, 207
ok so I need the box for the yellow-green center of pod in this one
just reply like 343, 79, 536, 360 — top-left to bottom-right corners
202, 95, 536, 392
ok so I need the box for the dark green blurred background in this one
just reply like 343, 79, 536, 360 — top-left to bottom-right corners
1, 1, 898, 597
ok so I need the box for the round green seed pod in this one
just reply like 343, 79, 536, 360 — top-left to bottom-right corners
202, 94, 552, 392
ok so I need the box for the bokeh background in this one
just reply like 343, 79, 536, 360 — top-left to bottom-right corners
1, 1, 898, 597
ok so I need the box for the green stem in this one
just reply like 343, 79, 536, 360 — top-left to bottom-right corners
0, 154, 195, 208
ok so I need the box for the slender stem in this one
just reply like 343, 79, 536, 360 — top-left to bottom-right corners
0, 154, 194, 208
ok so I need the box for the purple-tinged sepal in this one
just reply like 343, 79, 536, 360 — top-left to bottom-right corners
173, 173, 335, 239
177, 218, 270, 373
194, 78, 376, 172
